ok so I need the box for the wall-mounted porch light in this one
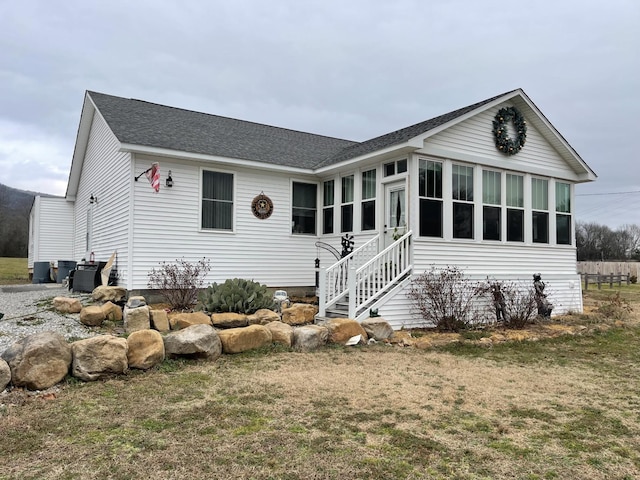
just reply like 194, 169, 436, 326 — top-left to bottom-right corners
166, 170, 174, 188
89, 194, 97, 204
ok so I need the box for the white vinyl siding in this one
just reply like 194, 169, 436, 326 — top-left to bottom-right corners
130, 161, 320, 289
72, 112, 131, 284
28, 197, 75, 268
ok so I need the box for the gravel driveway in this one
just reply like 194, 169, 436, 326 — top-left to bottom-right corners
0, 284, 96, 355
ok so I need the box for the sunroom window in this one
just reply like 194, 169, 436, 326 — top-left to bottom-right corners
506, 174, 524, 242
323, 180, 334, 235
556, 182, 572, 245
532, 178, 549, 243
452, 164, 474, 239
418, 159, 443, 237
361, 169, 376, 231
341, 175, 354, 233
482, 170, 501, 241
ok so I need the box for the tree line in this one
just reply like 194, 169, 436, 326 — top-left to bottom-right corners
576, 222, 640, 261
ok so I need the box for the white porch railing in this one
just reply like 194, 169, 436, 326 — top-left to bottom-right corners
349, 230, 413, 320
318, 235, 379, 316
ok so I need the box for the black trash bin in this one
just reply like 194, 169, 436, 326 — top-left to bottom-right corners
33, 261, 52, 284
57, 260, 77, 283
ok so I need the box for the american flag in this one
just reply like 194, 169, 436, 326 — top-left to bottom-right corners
145, 162, 160, 192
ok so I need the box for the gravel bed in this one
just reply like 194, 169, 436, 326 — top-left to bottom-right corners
0, 284, 97, 355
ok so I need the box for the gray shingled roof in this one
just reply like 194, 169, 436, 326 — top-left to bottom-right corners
88, 92, 357, 170
89, 90, 516, 170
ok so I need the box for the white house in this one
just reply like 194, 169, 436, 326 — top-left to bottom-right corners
30, 88, 596, 328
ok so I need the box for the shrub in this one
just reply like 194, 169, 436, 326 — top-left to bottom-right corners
147, 258, 211, 310
596, 291, 633, 321
630, 275, 637, 284
482, 280, 538, 329
407, 266, 485, 332
197, 278, 275, 314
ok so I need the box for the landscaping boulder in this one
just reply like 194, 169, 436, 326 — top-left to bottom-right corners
101, 301, 123, 322
150, 309, 170, 332
163, 324, 222, 360
210, 312, 248, 329
53, 296, 82, 314
124, 305, 150, 333
265, 321, 294, 347
327, 318, 368, 345
0, 358, 11, 391
127, 330, 165, 370
281, 303, 318, 326
92, 286, 127, 303
292, 325, 328, 352
71, 335, 128, 381
218, 325, 273, 354
361, 317, 394, 340
126, 296, 147, 308
169, 312, 212, 330
80, 305, 106, 327
1, 331, 72, 390
247, 309, 280, 325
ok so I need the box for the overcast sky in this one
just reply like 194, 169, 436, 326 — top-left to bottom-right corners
1, 0, 638, 228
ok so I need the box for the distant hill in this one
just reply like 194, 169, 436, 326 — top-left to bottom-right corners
0, 183, 51, 257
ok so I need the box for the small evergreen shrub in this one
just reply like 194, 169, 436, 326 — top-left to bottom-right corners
197, 278, 275, 314
147, 258, 211, 310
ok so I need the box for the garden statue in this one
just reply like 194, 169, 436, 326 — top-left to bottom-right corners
533, 273, 553, 317
491, 283, 508, 322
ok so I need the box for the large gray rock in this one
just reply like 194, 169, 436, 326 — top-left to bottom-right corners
163, 324, 222, 360
127, 330, 165, 370
124, 305, 150, 333
218, 325, 273, 354
71, 335, 128, 381
1, 331, 72, 390
361, 317, 394, 340
0, 358, 11, 391
92, 286, 127, 303
292, 325, 328, 352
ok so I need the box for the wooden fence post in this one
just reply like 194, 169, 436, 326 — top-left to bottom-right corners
597, 272, 602, 290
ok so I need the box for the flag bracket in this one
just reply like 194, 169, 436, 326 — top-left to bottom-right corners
134, 167, 153, 181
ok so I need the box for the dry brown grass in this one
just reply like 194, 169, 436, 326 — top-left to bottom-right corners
2, 288, 640, 479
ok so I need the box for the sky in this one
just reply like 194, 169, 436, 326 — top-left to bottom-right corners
1, 0, 639, 228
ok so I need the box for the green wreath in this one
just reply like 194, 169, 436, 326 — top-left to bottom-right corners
492, 106, 527, 156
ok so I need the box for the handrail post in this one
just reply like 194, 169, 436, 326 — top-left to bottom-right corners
348, 266, 356, 319
318, 267, 327, 316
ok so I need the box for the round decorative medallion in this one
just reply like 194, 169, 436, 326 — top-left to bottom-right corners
251, 192, 273, 219
492, 106, 527, 156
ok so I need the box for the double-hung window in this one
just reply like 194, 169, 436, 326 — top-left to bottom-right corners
482, 170, 501, 241
418, 159, 443, 237
361, 169, 376, 231
202, 170, 234, 230
506, 174, 524, 242
341, 175, 354, 233
322, 180, 334, 234
556, 182, 572, 245
292, 182, 317, 234
531, 178, 549, 243
452, 164, 474, 239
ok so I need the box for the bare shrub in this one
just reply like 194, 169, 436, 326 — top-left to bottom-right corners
482, 280, 538, 329
596, 291, 633, 321
147, 258, 211, 310
407, 266, 485, 332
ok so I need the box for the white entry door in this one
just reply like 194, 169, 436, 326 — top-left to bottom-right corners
384, 181, 406, 247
